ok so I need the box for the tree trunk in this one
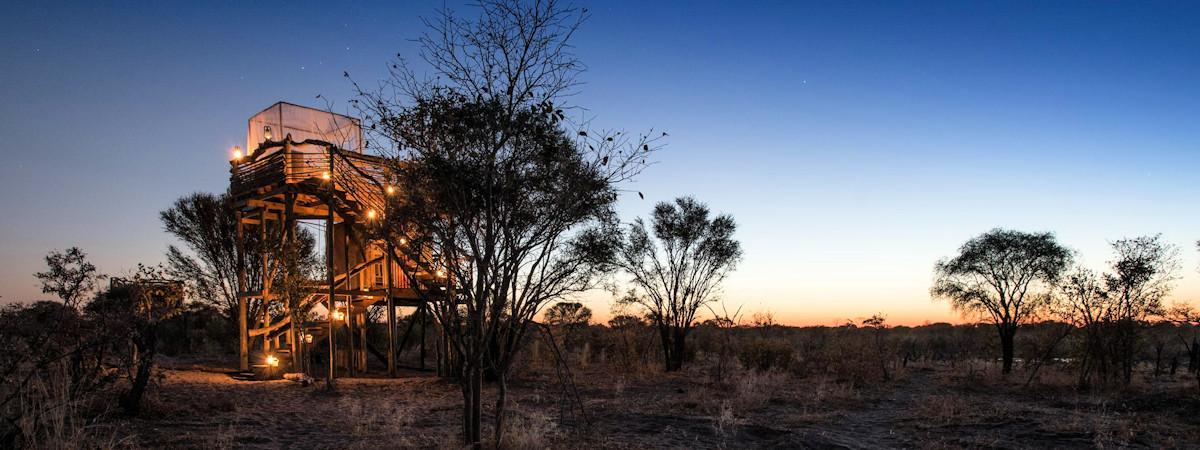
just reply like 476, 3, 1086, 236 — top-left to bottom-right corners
121, 325, 158, 415
999, 326, 1015, 375
460, 361, 483, 448
658, 325, 674, 372
667, 328, 687, 372
493, 375, 508, 446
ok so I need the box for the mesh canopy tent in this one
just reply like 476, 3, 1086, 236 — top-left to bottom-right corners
247, 102, 362, 154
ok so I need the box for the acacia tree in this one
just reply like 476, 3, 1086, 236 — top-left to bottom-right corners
352, 1, 656, 445
160, 192, 262, 321
34, 247, 102, 310
616, 196, 742, 372
1101, 235, 1177, 385
544, 302, 592, 328
932, 229, 1072, 374
544, 301, 592, 353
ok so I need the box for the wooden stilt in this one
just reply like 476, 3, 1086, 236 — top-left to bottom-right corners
260, 208, 271, 354
325, 147, 337, 390
284, 192, 299, 372
386, 243, 396, 377
236, 211, 249, 371
420, 302, 427, 370
344, 219, 356, 376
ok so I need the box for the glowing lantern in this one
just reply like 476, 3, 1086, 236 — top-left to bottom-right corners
399, 237, 407, 245
303, 333, 314, 344
332, 310, 345, 321
436, 269, 446, 278
264, 125, 273, 141
367, 209, 377, 220
266, 355, 280, 367
322, 171, 330, 180
386, 185, 395, 195
231, 146, 243, 160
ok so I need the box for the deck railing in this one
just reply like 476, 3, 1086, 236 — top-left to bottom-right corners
230, 142, 390, 214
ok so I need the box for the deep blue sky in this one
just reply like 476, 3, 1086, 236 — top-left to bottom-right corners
2, 1, 1198, 324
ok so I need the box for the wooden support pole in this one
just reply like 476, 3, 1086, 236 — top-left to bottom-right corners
259, 208, 271, 353
284, 192, 299, 373
325, 147, 337, 390
344, 219, 356, 376
420, 302, 427, 371
386, 242, 396, 377
358, 305, 367, 373
236, 211, 249, 371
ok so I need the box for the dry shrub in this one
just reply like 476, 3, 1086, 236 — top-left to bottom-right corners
10, 363, 132, 449
338, 392, 416, 436
499, 410, 558, 449
711, 400, 737, 439
738, 338, 793, 372
733, 369, 787, 412
910, 393, 972, 425
806, 376, 860, 406
205, 425, 236, 450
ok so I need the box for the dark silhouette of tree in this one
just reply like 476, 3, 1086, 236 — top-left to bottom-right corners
1056, 267, 1108, 388
863, 313, 892, 382
160, 192, 258, 321
352, 1, 657, 445
34, 247, 102, 310
544, 301, 592, 356
88, 264, 184, 415
616, 196, 742, 372
1101, 235, 1177, 385
544, 302, 593, 329
932, 229, 1071, 374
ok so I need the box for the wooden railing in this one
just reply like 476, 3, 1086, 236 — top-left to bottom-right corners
230, 142, 390, 208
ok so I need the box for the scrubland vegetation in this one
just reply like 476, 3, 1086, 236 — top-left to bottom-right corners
5, 1, 1200, 448
5, 286, 1200, 448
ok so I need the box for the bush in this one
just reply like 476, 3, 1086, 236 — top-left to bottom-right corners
739, 338, 794, 372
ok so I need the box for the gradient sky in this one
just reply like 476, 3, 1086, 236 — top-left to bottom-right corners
2, 1, 1198, 326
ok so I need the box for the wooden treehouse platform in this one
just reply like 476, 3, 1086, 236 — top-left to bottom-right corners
228, 102, 450, 381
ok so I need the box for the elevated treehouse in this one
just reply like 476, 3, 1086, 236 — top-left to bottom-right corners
229, 102, 447, 379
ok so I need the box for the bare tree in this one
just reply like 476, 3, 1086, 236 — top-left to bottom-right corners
34, 247, 102, 310
88, 264, 184, 415
1165, 302, 1200, 392
932, 229, 1072, 374
616, 197, 742, 372
352, 1, 657, 445
1056, 267, 1107, 388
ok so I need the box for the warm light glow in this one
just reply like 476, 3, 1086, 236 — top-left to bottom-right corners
436, 269, 446, 278
399, 237, 407, 245
231, 146, 243, 160
263, 125, 273, 141
332, 310, 345, 321
322, 171, 330, 180
386, 185, 395, 195
303, 333, 313, 344
367, 209, 377, 220
266, 355, 279, 367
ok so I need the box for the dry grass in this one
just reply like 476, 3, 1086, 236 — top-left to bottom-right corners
499, 409, 559, 449
41, 357, 1199, 449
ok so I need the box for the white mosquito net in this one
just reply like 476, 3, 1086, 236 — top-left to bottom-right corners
247, 102, 362, 153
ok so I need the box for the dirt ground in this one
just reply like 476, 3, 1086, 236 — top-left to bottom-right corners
103, 360, 1200, 449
